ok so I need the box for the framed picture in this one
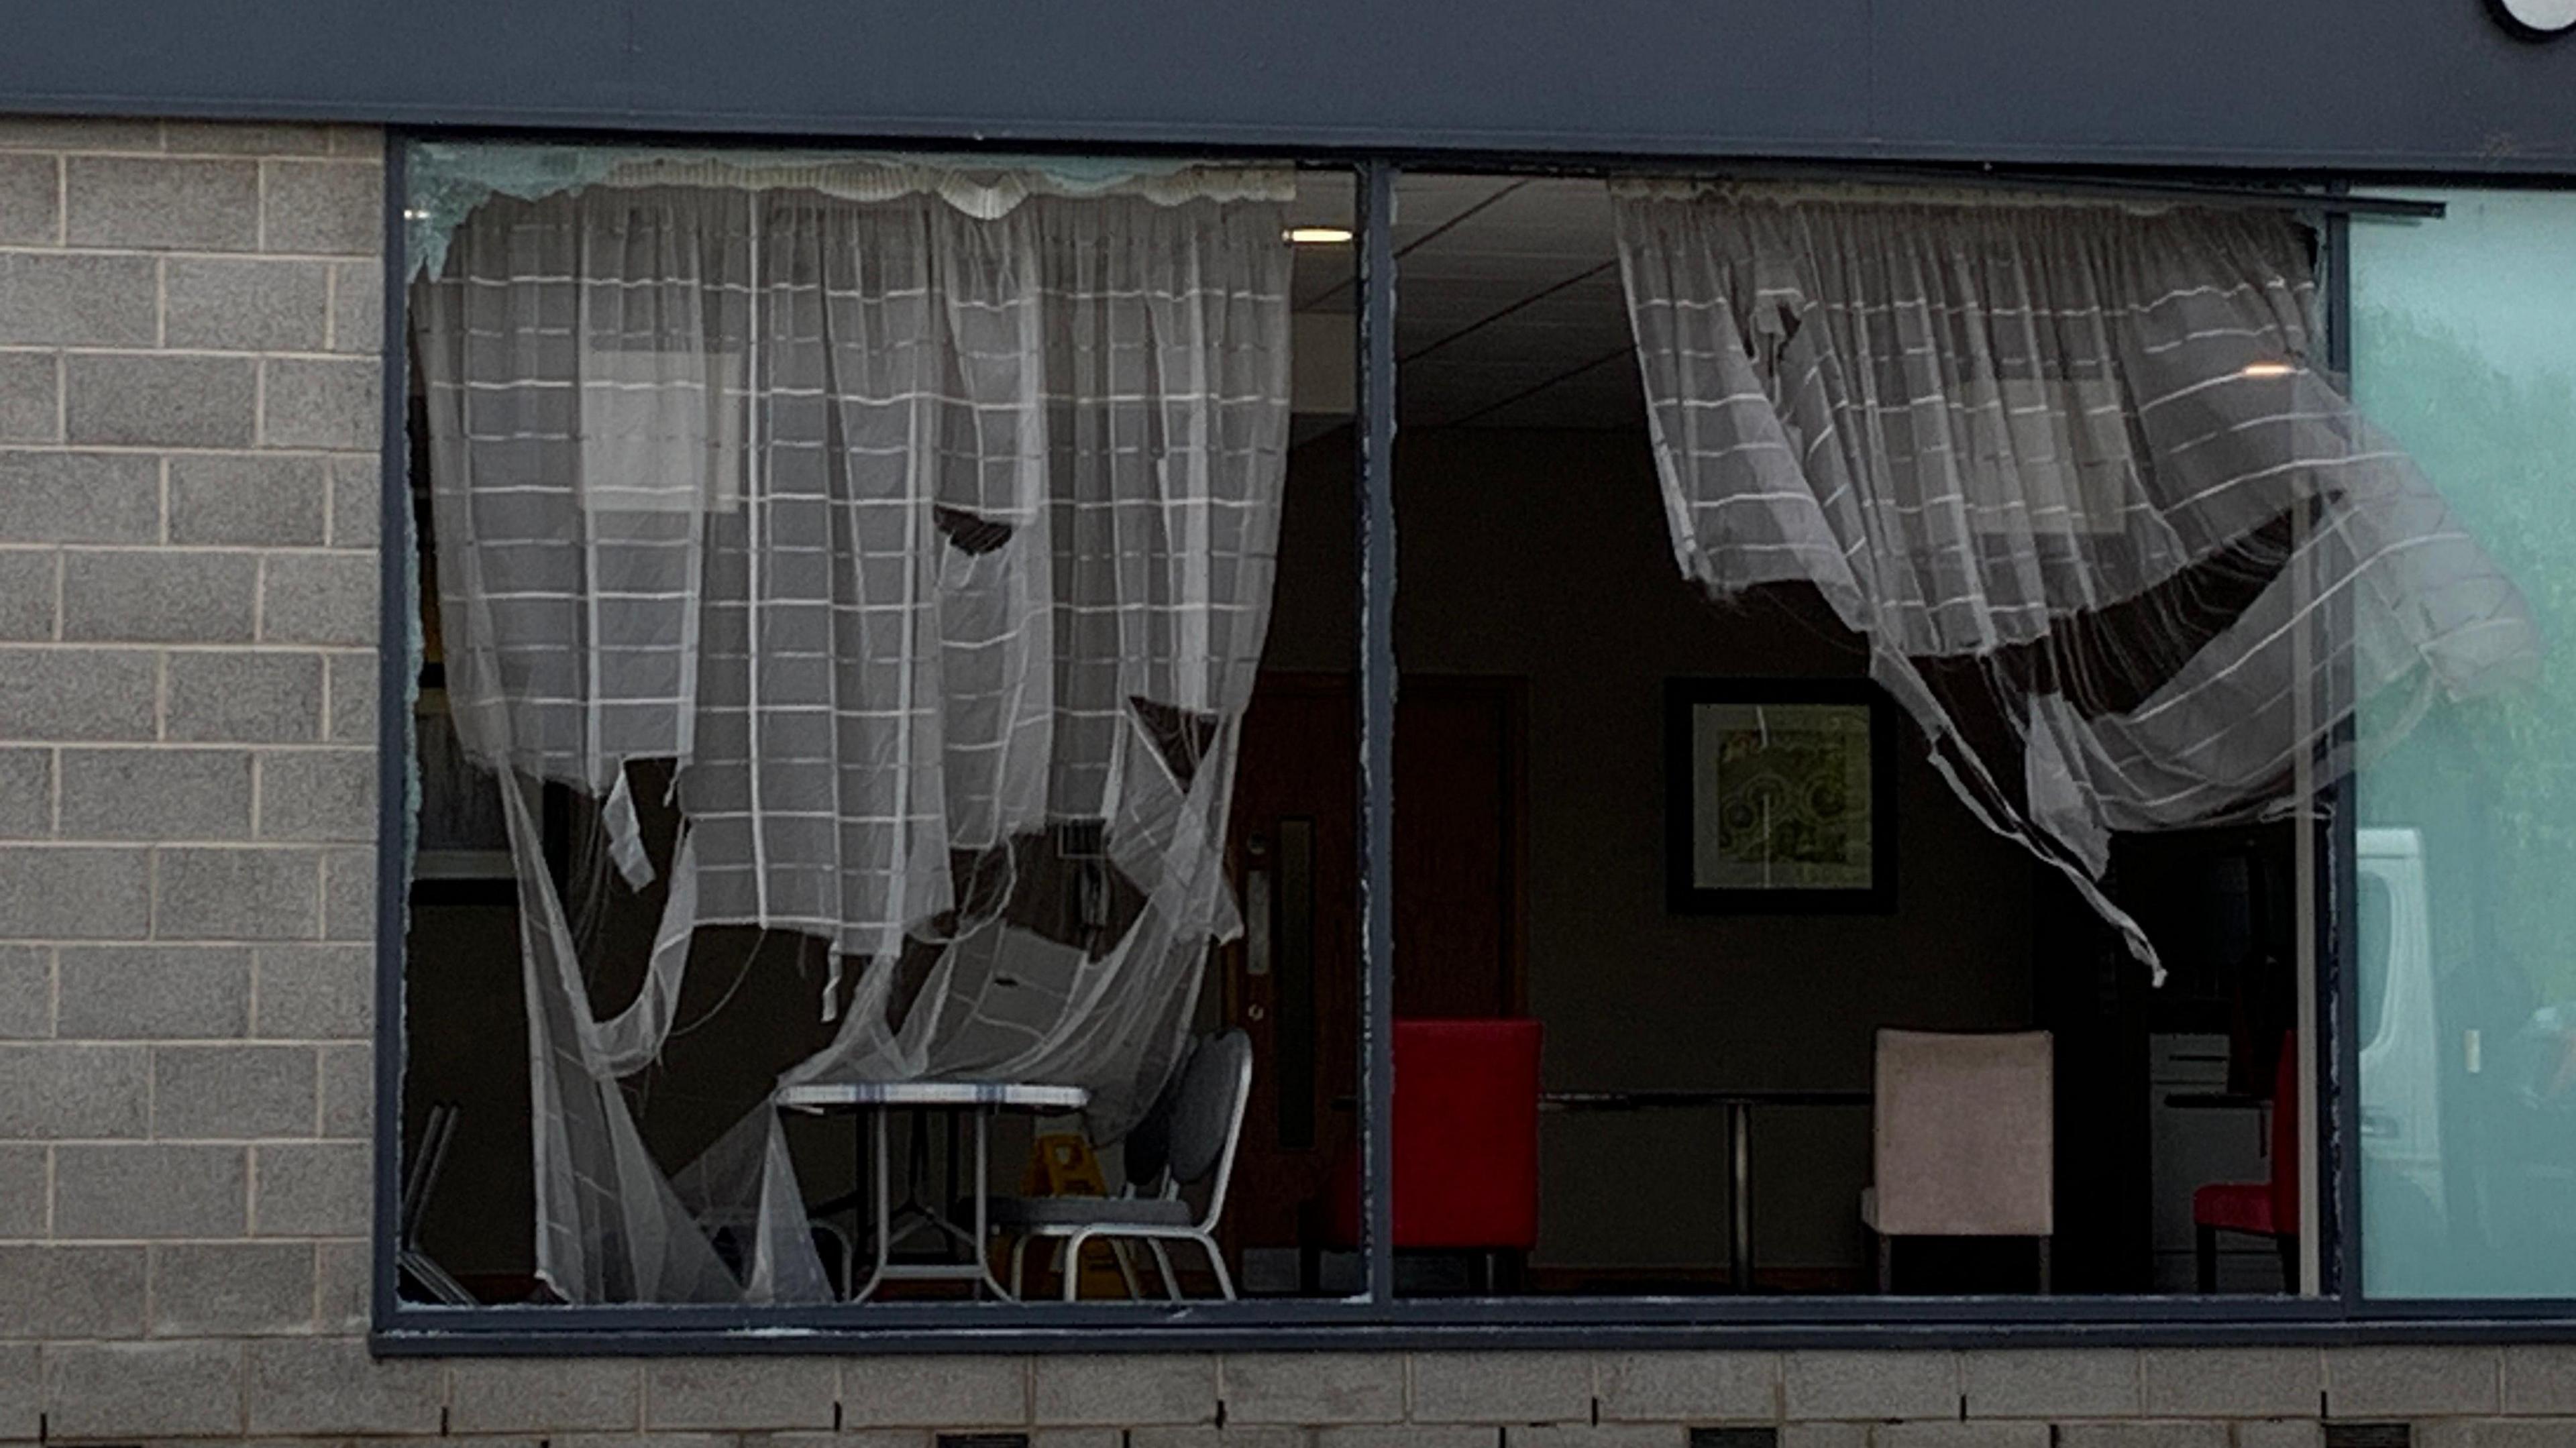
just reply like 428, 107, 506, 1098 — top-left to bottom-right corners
1665, 677, 1896, 913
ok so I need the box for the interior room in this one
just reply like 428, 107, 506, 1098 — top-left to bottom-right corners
1236, 173, 2320, 1298
396, 155, 2344, 1308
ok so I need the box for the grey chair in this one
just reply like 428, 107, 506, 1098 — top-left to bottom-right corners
1860, 1027, 2055, 1294
989, 1029, 1252, 1302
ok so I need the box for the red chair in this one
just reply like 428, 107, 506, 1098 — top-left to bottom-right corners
1321, 1018, 1544, 1291
2193, 1031, 2300, 1292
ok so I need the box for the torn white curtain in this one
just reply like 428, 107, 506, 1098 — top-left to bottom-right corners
413, 168, 1293, 1301
1616, 184, 2539, 967
401, 142, 1299, 283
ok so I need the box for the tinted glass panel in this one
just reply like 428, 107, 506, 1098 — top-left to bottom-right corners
2353, 191, 2576, 1298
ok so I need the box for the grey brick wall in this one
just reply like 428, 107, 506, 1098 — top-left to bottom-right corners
0, 112, 2567, 1446
0, 113, 382, 1436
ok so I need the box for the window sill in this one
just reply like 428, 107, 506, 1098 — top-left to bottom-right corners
371, 1292, 2576, 1355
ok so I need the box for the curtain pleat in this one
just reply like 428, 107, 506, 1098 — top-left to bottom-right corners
414, 178, 1291, 1302
1617, 184, 2540, 970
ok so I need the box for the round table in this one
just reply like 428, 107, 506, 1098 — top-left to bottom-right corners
778, 1079, 1090, 1302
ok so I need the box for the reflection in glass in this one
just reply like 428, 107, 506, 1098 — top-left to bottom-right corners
2353, 192, 2576, 1298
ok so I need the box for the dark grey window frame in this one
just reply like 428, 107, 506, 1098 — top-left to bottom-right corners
370, 132, 2576, 1353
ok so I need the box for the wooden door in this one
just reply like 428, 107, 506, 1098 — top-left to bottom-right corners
1391, 680, 1526, 1018
1218, 673, 1525, 1258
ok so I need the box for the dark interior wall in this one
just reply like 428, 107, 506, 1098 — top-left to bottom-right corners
405, 906, 865, 1280
1264, 425, 2037, 1272
405, 780, 861, 1282
402, 904, 531, 1276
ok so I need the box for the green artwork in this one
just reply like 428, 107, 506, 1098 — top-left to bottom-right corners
1690, 702, 1875, 891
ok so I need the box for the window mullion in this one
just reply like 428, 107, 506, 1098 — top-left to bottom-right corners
1354, 158, 1399, 1307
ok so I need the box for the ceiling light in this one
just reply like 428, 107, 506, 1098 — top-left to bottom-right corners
1284, 226, 1354, 245
2240, 360, 2297, 378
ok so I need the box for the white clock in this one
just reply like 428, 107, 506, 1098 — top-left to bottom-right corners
2496, 0, 2576, 37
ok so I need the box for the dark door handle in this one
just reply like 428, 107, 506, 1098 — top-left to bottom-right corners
1244, 836, 1272, 979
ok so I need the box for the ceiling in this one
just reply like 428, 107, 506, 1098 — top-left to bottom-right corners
1291, 174, 1643, 432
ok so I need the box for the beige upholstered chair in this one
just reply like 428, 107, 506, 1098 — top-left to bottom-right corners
1860, 1027, 2055, 1293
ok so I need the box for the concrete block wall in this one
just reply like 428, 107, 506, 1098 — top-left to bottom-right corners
0, 113, 2569, 1445
0, 114, 382, 1435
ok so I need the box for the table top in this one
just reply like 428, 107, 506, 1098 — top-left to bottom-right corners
777, 1081, 1091, 1111
1542, 1087, 1872, 1111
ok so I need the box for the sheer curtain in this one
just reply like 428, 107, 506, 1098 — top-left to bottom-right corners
413, 163, 1293, 1302
1616, 183, 2540, 970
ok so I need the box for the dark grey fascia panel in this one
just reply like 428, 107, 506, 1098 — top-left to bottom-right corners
0, 1, 633, 125
8, 0, 2576, 173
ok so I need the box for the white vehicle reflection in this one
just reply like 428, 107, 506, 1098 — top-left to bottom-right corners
2358, 828, 2444, 1234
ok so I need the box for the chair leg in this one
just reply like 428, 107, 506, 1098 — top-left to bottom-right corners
1876, 1233, 1894, 1294
2195, 1225, 2219, 1294
2035, 1235, 2053, 1295
1148, 1240, 1183, 1301
1009, 1236, 1029, 1298
1061, 1232, 1092, 1302
1112, 1240, 1145, 1300
1195, 1232, 1237, 1301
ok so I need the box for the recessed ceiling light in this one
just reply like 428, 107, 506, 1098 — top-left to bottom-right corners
1284, 226, 1354, 245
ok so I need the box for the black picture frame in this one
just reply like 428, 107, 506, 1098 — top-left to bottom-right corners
1664, 677, 1898, 915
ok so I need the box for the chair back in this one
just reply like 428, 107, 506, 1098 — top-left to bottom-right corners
2269, 1029, 2300, 1233
1123, 1058, 1180, 1191
1169, 1029, 1253, 1226
1322, 1018, 1546, 1249
1872, 1028, 2054, 1237
1392, 1017, 1544, 1251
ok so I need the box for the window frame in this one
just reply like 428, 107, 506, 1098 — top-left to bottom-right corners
370, 136, 2576, 1353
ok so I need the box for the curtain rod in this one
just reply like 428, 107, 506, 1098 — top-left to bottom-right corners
1815, 168, 2446, 219
1427, 156, 2448, 220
